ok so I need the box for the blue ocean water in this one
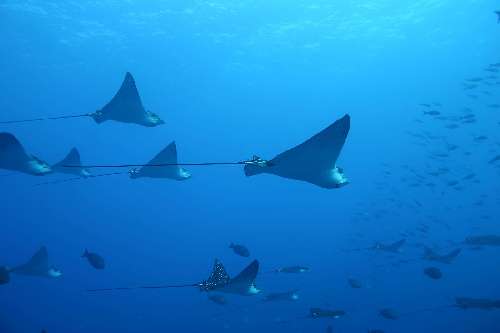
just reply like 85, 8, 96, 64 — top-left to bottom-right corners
1, 1, 500, 332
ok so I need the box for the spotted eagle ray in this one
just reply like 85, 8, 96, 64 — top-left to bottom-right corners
10, 246, 62, 278
422, 247, 461, 264
87, 259, 261, 296
343, 239, 406, 253
0, 73, 164, 127
52, 148, 90, 178
71, 115, 352, 188
36, 141, 190, 185
0, 133, 52, 176
128, 142, 191, 180
244, 114, 350, 188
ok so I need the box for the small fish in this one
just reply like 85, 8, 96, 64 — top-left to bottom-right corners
465, 235, 500, 246
423, 247, 461, 264
462, 173, 475, 180
348, 278, 362, 289
455, 297, 500, 310
273, 266, 310, 273
379, 308, 399, 320
82, 249, 105, 270
208, 294, 227, 305
495, 11, 500, 23
423, 110, 441, 116
489, 155, 500, 164
310, 308, 346, 319
373, 239, 405, 253
424, 267, 442, 280
229, 243, 250, 257
264, 290, 300, 302
0, 266, 10, 285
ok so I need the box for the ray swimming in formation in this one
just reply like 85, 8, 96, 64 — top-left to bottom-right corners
10, 247, 62, 278
0, 133, 52, 176
90, 72, 164, 127
422, 247, 461, 264
0, 73, 163, 127
54, 115, 352, 188
128, 142, 191, 180
244, 114, 350, 188
88, 259, 261, 296
52, 148, 90, 178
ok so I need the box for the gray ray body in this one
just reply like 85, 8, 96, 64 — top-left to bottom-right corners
423, 247, 461, 264
52, 147, 90, 177
10, 247, 62, 278
129, 142, 191, 180
244, 114, 350, 188
90, 72, 164, 127
0, 133, 52, 176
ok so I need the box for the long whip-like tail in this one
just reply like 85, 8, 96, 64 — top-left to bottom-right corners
87, 283, 199, 292
65, 156, 271, 169
0, 113, 92, 124
67, 161, 248, 169
34, 172, 126, 186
